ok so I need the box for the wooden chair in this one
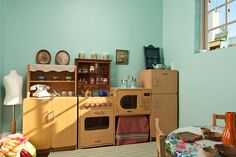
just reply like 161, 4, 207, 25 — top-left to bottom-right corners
155, 118, 168, 157
212, 114, 225, 126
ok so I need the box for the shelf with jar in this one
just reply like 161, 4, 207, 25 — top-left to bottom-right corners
75, 58, 111, 93
26, 64, 77, 97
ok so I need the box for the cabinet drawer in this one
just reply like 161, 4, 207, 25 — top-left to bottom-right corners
152, 70, 177, 93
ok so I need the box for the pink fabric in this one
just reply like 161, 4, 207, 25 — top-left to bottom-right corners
116, 116, 149, 146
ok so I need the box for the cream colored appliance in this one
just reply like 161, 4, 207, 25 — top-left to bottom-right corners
78, 97, 115, 148
111, 88, 152, 116
140, 70, 178, 139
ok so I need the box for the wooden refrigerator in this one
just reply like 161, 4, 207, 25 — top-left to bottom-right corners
140, 70, 178, 139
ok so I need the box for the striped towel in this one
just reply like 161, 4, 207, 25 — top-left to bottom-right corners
116, 116, 149, 145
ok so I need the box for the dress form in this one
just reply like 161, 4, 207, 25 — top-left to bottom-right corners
3, 70, 23, 105
3, 70, 23, 133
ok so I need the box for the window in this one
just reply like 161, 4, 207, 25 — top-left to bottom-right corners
202, 0, 236, 51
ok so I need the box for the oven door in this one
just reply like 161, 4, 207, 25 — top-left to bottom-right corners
116, 90, 143, 115
78, 108, 114, 148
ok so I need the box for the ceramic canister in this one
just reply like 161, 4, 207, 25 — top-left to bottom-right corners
91, 53, 97, 59
222, 112, 236, 146
79, 52, 85, 59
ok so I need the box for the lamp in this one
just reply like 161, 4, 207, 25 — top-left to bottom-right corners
3, 70, 23, 134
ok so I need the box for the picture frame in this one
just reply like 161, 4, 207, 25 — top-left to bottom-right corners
116, 50, 129, 65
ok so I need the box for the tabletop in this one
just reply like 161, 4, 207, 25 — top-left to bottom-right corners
165, 126, 224, 157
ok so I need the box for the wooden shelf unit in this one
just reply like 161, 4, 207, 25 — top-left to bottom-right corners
26, 64, 77, 97
23, 64, 78, 151
75, 59, 112, 92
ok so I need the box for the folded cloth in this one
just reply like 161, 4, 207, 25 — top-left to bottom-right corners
116, 116, 149, 145
176, 131, 202, 143
0, 133, 36, 157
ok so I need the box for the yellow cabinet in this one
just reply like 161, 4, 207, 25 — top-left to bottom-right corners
23, 98, 51, 150
150, 94, 177, 137
140, 70, 178, 138
140, 70, 177, 94
23, 97, 77, 150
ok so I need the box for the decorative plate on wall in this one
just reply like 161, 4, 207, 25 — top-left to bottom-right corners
36, 49, 51, 64
55, 50, 70, 65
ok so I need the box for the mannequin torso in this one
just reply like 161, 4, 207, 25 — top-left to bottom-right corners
3, 70, 23, 105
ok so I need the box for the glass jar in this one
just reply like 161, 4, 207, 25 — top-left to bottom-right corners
90, 78, 95, 84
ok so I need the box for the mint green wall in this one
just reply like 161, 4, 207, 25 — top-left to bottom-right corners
1, 0, 163, 132
0, 0, 4, 132
163, 0, 236, 127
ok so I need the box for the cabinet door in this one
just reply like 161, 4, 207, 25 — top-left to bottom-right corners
78, 109, 114, 148
152, 70, 177, 94
23, 98, 51, 150
51, 97, 77, 148
150, 94, 178, 137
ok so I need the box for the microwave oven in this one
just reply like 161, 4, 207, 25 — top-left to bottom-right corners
111, 88, 152, 116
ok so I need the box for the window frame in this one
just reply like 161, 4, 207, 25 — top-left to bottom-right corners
201, 0, 236, 50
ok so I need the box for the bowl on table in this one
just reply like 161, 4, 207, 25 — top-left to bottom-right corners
215, 144, 236, 157
202, 146, 218, 157
203, 132, 222, 141
201, 127, 211, 134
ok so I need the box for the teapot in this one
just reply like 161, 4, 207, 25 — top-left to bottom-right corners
152, 64, 163, 69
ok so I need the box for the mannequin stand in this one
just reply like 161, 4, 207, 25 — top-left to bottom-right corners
11, 105, 16, 134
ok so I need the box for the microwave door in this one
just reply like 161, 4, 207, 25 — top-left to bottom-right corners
120, 95, 137, 110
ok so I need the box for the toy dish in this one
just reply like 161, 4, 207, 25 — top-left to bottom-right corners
203, 132, 222, 141
38, 75, 45, 81
55, 50, 70, 65
52, 76, 59, 80
201, 127, 211, 134
202, 146, 218, 157
65, 76, 72, 81
36, 49, 51, 64
215, 144, 236, 157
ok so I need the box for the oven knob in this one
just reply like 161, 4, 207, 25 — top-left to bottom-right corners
95, 103, 101, 107
102, 103, 107, 107
84, 103, 90, 108
90, 103, 95, 107
107, 102, 112, 106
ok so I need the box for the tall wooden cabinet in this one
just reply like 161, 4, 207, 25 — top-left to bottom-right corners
140, 70, 178, 138
23, 64, 77, 151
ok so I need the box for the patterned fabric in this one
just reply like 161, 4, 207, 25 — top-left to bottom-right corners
0, 133, 36, 157
165, 126, 224, 157
116, 116, 149, 145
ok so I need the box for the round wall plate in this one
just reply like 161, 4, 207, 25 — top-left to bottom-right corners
36, 49, 51, 64
55, 50, 70, 65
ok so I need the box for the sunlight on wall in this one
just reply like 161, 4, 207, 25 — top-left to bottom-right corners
1, 0, 163, 132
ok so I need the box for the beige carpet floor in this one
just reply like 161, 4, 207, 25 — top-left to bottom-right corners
49, 142, 156, 157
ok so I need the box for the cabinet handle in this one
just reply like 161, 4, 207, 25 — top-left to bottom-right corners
94, 111, 105, 115
94, 140, 101, 143
162, 72, 168, 75
47, 110, 54, 121
127, 110, 132, 113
